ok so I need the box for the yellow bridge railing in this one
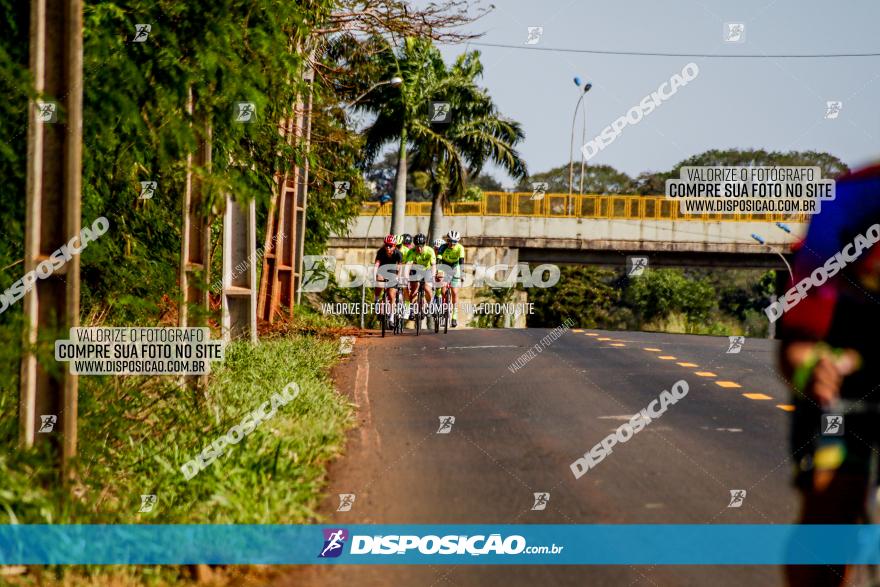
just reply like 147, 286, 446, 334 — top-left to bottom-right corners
360, 192, 807, 223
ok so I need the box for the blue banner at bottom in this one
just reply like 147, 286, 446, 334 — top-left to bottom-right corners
1, 525, 879, 565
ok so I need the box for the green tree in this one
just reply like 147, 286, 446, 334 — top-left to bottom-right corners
407, 50, 527, 240
472, 173, 503, 191
633, 148, 849, 194
356, 38, 526, 236
517, 163, 635, 194
624, 269, 716, 326
527, 266, 623, 328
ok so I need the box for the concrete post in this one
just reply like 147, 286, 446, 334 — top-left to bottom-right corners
180, 90, 211, 328
222, 197, 258, 343
258, 102, 300, 323
258, 62, 313, 319
20, 0, 83, 473
293, 66, 314, 305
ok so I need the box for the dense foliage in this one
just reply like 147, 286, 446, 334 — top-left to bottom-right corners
528, 266, 778, 337
0, 0, 380, 326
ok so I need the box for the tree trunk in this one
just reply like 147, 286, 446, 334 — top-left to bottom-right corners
428, 188, 444, 242
391, 129, 407, 234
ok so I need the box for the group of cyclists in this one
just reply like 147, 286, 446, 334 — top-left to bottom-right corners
373, 230, 465, 330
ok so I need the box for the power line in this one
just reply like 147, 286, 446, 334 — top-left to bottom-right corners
470, 41, 880, 59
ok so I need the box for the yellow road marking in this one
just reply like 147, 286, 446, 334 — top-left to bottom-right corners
658, 355, 677, 360
743, 393, 772, 400
776, 404, 796, 412
597, 337, 612, 341
643, 348, 662, 352
677, 362, 698, 367
585, 333, 599, 337
695, 371, 717, 377
572, 329, 584, 333
715, 381, 741, 388
610, 343, 626, 347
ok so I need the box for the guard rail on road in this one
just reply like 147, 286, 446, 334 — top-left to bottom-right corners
360, 192, 807, 223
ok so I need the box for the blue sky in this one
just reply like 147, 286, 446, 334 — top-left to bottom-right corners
435, 0, 880, 186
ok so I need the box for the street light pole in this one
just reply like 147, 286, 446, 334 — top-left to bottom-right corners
751, 233, 794, 281
578, 97, 588, 195
360, 196, 390, 329
338, 77, 403, 114
568, 78, 592, 196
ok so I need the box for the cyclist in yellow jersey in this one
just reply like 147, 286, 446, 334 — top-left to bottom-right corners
396, 233, 412, 259
440, 230, 465, 327
404, 233, 436, 322
395, 233, 412, 314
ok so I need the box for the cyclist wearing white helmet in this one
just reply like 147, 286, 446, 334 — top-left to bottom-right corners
439, 230, 465, 327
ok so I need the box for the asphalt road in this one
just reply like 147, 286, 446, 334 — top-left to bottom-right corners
276, 327, 800, 587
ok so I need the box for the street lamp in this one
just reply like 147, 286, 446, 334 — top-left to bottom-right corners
568, 78, 592, 196
578, 84, 593, 196
328, 76, 403, 113
751, 233, 793, 281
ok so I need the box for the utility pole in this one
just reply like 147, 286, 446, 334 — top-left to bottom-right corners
20, 0, 84, 475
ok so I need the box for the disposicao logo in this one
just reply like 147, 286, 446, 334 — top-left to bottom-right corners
319, 528, 349, 558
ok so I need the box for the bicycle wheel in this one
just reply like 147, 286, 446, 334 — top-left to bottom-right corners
415, 287, 423, 336
380, 290, 387, 338
433, 292, 440, 333
394, 289, 403, 334
443, 289, 450, 334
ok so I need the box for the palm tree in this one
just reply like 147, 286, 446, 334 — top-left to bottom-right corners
355, 37, 443, 234
409, 50, 526, 239
356, 38, 526, 236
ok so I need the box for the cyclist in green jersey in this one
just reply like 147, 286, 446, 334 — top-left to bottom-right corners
404, 233, 436, 322
397, 233, 412, 259
440, 230, 465, 327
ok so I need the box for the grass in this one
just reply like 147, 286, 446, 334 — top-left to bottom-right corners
0, 312, 355, 584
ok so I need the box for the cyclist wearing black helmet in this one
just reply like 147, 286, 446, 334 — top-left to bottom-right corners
403, 233, 436, 322
397, 233, 413, 259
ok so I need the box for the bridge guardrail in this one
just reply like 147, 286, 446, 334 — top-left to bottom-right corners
360, 192, 808, 223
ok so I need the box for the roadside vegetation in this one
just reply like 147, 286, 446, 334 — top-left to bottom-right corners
528, 266, 777, 337
0, 0, 485, 584
0, 310, 353, 584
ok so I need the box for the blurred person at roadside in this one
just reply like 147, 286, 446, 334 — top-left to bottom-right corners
781, 163, 880, 586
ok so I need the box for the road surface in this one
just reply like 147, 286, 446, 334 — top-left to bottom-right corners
276, 327, 800, 586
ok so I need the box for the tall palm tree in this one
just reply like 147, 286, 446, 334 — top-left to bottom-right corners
356, 37, 444, 234
356, 38, 526, 236
408, 51, 527, 239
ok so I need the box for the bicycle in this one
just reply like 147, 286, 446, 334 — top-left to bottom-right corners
432, 283, 451, 334
411, 279, 429, 337
393, 282, 405, 334
378, 286, 392, 338
378, 281, 405, 337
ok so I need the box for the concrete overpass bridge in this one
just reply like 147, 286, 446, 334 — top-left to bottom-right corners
329, 192, 806, 271
327, 192, 806, 327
